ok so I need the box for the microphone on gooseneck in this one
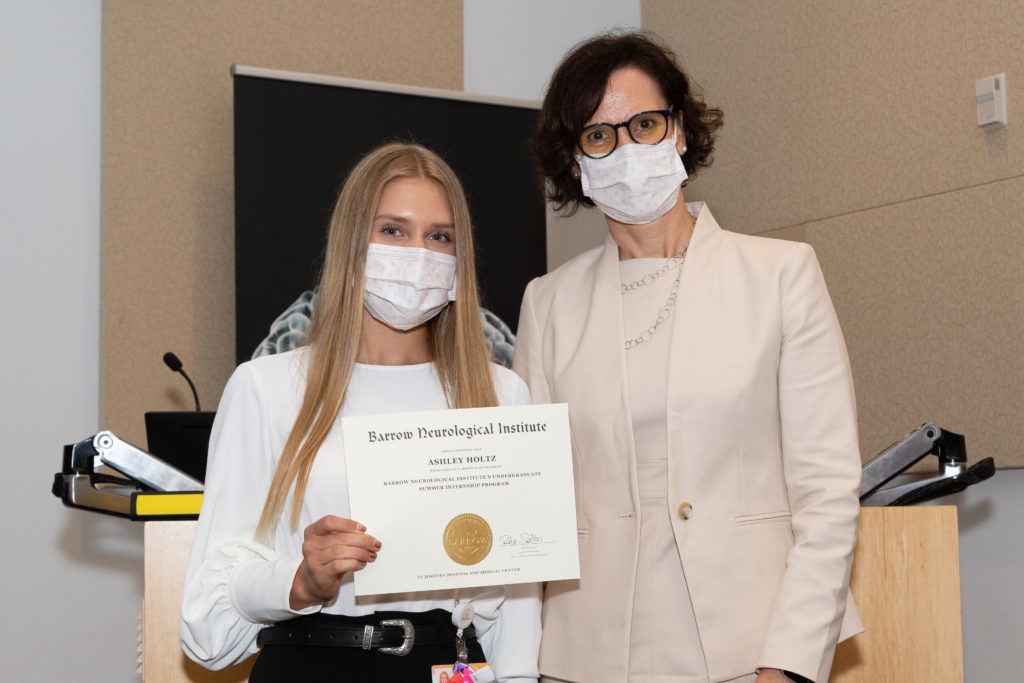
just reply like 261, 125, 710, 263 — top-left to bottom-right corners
163, 352, 202, 412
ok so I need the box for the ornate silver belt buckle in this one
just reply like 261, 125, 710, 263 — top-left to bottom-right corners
378, 618, 415, 656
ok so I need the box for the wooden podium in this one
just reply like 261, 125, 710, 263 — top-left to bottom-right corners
831, 506, 963, 681
143, 507, 963, 682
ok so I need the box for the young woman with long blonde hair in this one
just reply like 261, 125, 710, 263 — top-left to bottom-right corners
181, 143, 541, 681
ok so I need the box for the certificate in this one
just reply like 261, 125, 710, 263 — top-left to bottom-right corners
342, 403, 580, 596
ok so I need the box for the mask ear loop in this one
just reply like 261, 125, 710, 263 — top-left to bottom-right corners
671, 118, 687, 152
674, 116, 689, 187
680, 138, 689, 187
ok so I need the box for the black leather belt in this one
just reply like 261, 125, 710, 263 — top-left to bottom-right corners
257, 617, 476, 657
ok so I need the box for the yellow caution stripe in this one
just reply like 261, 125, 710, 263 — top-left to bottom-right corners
130, 492, 203, 520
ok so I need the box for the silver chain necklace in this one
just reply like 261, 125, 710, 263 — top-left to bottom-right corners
620, 249, 687, 293
623, 248, 687, 351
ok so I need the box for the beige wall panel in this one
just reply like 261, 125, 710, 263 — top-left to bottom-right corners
767, 175, 1024, 468
102, 1, 462, 443
644, 0, 1023, 234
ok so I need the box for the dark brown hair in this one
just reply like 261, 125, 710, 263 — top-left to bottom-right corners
533, 31, 723, 214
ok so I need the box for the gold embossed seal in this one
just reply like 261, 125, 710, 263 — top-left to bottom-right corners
443, 513, 493, 565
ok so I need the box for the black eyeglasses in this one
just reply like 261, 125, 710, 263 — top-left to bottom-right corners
578, 108, 674, 159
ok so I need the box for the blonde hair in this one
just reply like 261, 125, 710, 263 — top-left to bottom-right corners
256, 143, 498, 538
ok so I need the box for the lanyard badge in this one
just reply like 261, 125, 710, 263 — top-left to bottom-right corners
430, 601, 495, 681
453, 601, 474, 663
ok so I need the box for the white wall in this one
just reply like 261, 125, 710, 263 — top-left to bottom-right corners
918, 469, 1024, 680
464, 0, 642, 270
0, 2, 144, 682
464, 0, 641, 102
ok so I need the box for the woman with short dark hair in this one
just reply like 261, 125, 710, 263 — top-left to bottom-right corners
533, 32, 721, 215
515, 32, 863, 683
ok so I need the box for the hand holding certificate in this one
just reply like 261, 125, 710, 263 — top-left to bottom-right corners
343, 403, 580, 596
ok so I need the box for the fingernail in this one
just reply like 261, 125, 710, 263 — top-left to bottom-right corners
357, 523, 366, 532
374, 541, 382, 549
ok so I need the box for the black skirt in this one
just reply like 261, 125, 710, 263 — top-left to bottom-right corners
249, 609, 487, 682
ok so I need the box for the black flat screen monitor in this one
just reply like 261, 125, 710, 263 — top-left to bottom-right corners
144, 411, 215, 483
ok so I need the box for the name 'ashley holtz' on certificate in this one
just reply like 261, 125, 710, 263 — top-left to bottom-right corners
365, 420, 549, 444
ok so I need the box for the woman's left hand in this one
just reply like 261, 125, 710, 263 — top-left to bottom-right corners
756, 669, 790, 683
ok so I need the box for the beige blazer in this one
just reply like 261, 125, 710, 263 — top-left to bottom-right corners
513, 205, 864, 683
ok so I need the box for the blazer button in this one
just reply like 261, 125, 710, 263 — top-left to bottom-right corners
677, 501, 693, 520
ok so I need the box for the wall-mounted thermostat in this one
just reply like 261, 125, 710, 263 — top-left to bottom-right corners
976, 74, 1007, 127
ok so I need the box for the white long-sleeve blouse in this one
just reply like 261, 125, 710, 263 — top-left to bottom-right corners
180, 347, 541, 681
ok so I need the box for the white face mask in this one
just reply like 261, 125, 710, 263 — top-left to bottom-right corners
363, 243, 457, 330
577, 130, 688, 225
